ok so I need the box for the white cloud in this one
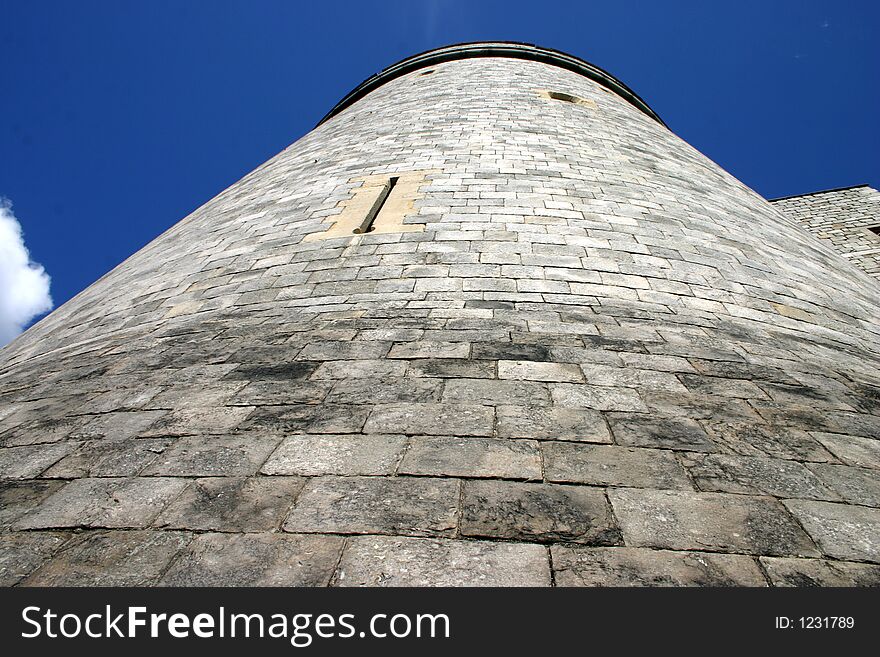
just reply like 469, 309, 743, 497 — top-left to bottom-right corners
0, 199, 53, 346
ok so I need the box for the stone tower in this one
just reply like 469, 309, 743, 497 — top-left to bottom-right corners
1, 43, 878, 587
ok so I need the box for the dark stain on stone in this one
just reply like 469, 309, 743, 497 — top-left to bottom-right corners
471, 342, 551, 362
224, 362, 317, 381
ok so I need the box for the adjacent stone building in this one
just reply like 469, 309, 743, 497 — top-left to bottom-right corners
771, 184, 880, 280
1, 42, 878, 587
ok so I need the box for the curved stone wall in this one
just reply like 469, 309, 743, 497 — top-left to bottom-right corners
1, 46, 878, 586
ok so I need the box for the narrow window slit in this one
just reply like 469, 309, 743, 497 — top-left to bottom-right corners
354, 176, 398, 234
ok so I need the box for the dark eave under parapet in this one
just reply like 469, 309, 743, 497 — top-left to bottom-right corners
318, 41, 666, 128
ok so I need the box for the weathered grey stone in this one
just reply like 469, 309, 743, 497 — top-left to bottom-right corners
388, 341, 469, 359
812, 432, 880, 469
309, 359, 406, 380
229, 380, 331, 405
443, 379, 550, 406
679, 374, 767, 400
23, 530, 192, 586
224, 361, 317, 380
0, 531, 70, 585
242, 404, 369, 434
140, 406, 254, 436
142, 435, 281, 476
640, 390, 760, 424
580, 363, 688, 392
159, 532, 344, 586
326, 377, 443, 404
552, 546, 767, 586
760, 557, 880, 586
67, 410, 170, 441
0, 442, 77, 479
551, 384, 648, 412
400, 436, 541, 480
406, 358, 495, 379
783, 500, 880, 562
335, 535, 550, 586
298, 340, 390, 361
44, 437, 174, 478
284, 476, 458, 536
155, 476, 304, 531
148, 382, 246, 410
608, 413, 716, 452
471, 342, 551, 362
462, 480, 620, 544
543, 443, 692, 489
0, 480, 66, 528
262, 434, 407, 476
683, 453, 840, 500
0, 416, 83, 447
609, 489, 819, 557
364, 403, 494, 436
14, 477, 189, 529
498, 360, 583, 383
76, 386, 165, 414
496, 405, 612, 442
806, 463, 880, 507
702, 420, 836, 462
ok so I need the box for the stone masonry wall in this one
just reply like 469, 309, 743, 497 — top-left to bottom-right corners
770, 185, 880, 280
1, 54, 879, 587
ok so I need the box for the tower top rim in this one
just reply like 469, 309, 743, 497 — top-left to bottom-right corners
317, 41, 666, 127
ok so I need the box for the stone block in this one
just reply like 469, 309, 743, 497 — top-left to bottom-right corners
261, 434, 407, 476
684, 453, 840, 500
23, 530, 191, 586
552, 546, 767, 586
609, 488, 819, 557
159, 532, 344, 586
44, 438, 173, 478
400, 436, 541, 480
461, 480, 619, 544
326, 377, 443, 404
551, 384, 648, 412
334, 535, 550, 586
0, 531, 70, 585
0, 442, 77, 479
495, 405, 611, 442
284, 476, 458, 537
406, 358, 495, 379
140, 406, 254, 436
0, 480, 66, 528
142, 435, 281, 476
443, 379, 550, 406
702, 420, 836, 462
543, 443, 692, 489
498, 360, 583, 382
608, 413, 716, 451
387, 341, 470, 359
310, 359, 407, 379
783, 500, 880, 562
298, 341, 390, 361
15, 477, 189, 529
229, 380, 331, 405
760, 557, 880, 587
807, 463, 880, 507
155, 476, 304, 531
811, 432, 880, 469
364, 403, 494, 436
242, 404, 369, 434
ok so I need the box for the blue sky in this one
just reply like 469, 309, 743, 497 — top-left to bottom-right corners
1, 0, 878, 331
